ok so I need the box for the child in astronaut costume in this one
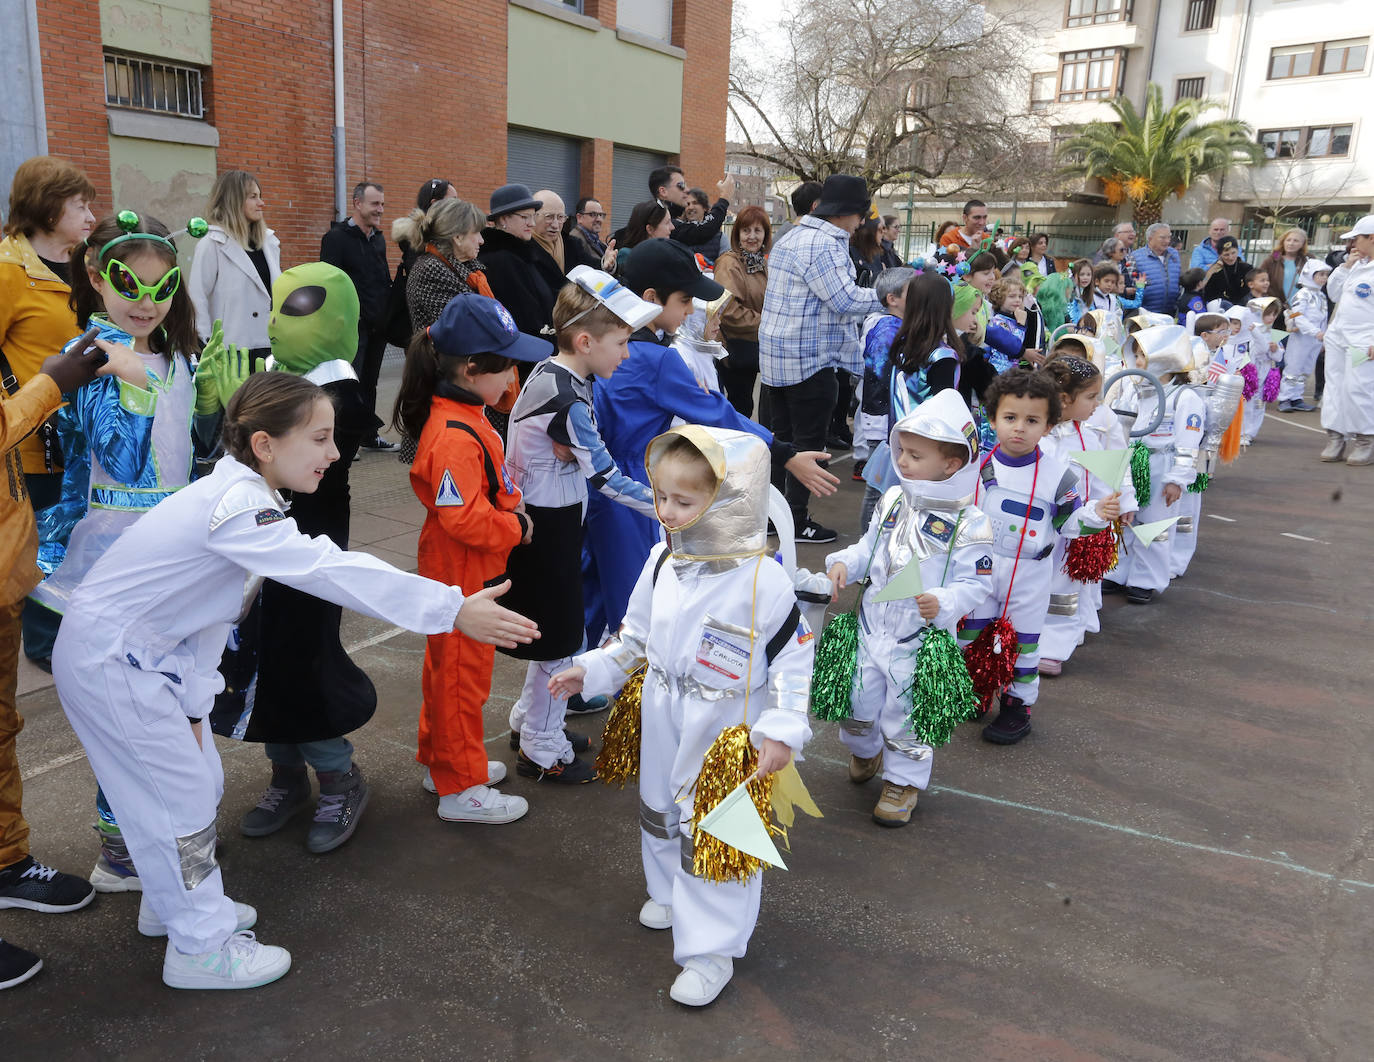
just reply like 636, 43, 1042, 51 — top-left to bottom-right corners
1319, 216, 1374, 466
50, 374, 536, 990
551, 426, 814, 1008
1169, 316, 1229, 580
1241, 296, 1283, 444
1279, 259, 1329, 413
824, 391, 994, 825
1111, 327, 1207, 601
958, 368, 1120, 744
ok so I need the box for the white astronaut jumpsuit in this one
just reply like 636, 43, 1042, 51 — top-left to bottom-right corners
52, 455, 466, 958
574, 427, 813, 968
824, 394, 994, 788
1322, 254, 1374, 441
1281, 260, 1330, 405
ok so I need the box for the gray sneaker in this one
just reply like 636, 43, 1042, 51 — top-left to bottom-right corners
305, 765, 369, 854
240, 766, 312, 838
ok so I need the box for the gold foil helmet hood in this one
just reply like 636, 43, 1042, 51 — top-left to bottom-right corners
646, 425, 770, 559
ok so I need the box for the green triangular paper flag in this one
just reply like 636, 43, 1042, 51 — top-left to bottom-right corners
1270, 327, 1288, 346
1130, 516, 1180, 545
1071, 448, 1130, 492
696, 781, 787, 870
1102, 332, 1122, 359
873, 555, 925, 602
1352, 346, 1371, 367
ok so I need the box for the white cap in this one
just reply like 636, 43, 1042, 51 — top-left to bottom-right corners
565, 265, 661, 330
1338, 215, 1374, 240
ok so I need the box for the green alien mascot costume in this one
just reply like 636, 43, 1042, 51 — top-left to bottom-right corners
211, 263, 380, 854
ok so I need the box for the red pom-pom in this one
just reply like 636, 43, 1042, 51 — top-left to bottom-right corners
1063, 526, 1119, 583
962, 616, 1020, 714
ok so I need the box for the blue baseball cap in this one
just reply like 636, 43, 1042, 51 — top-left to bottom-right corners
428, 294, 553, 362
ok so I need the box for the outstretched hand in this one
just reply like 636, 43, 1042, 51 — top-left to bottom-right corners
41, 329, 106, 394
785, 451, 839, 497
194, 319, 252, 415
454, 580, 540, 648
600, 239, 618, 272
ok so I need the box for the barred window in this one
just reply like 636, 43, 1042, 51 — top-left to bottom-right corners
1175, 77, 1205, 101
104, 52, 205, 119
1184, 0, 1216, 32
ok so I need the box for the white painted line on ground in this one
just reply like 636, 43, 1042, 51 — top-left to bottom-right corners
346, 626, 406, 653
20, 749, 88, 781
1281, 532, 1327, 543
1269, 415, 1327, 436
1207, 514, 1237, 522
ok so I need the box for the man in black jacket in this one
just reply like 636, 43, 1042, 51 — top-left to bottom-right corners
320, 181, 397, 451
649, 165, 735, 249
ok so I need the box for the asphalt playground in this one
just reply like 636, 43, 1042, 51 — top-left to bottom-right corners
3, 356, 1371, 1061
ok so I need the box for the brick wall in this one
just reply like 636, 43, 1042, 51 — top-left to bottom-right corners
38, 0, 112, 204
675, 0, 731, 187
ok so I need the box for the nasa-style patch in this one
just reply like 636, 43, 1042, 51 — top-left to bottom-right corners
796, 615, 814, 645
255, 508, 286, 526
975, 555, 993, 576
501, 466, 516, 495
1356, 283, 1371, 299
1185, 412, 1203, 431
436, 469, 464, 507
495, 302, 519, 333
921, 513, 955, 543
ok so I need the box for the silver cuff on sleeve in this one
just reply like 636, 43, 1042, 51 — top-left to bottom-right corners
764, 668, 811, 717
176, 822, 219, 890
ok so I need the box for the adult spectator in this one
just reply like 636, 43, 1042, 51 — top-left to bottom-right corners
879, 215, 903, 267
1113, 221, 1137, 252
0, 155, 96, 666
1262, 227, 1310, 303
529, 190, 606, 296
939, 200, 988, 250
650, 164, 734, 249
759, 174, 881, 543
394, 197, 493, 329
477, 184, 556, 338
1189, 218, 1239, 271
713, 204, 771, 416
1202, 236, 1249, 306
1129, 222, 1182, 316
189, 170, 281, 370
1094, 237, 1128, 267
791, 181, 823, 219
1026, 232, 1055, 275
849, 218, 885, 287
386, 178, 459, 347
616, 200, 674, 273
321, 180, 396, 451
684, 188, 726, 264
567, 196, 608, 260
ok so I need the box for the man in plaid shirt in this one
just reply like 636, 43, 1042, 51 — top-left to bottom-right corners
759, 175, 881, 543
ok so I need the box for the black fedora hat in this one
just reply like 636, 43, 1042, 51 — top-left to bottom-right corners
488, 184, 543, 221
811, 175, 870, 219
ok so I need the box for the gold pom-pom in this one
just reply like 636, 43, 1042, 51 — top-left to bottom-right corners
594, 666, 645, 788
690, 724, 778, 884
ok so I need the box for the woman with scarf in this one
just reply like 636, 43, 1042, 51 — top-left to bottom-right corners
712, 205, 771, 417
1202, 236, 1250, 306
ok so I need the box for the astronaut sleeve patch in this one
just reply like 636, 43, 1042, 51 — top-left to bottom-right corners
921, 514, 955, 543
435, 469, 464, 507
255, 508, 286, 526
976, 555, 994, 576
1185, 413, 1203, 431
796, 615, 814, 645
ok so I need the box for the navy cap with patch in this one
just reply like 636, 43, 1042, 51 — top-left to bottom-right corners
428, 294, 553, 363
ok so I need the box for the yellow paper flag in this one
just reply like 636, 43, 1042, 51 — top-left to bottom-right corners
771, 761, 823, 830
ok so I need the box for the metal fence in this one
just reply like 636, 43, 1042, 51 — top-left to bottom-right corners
895, 221, 1196, 264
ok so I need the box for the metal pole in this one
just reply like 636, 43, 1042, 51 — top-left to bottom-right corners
332, 0, 346, 222
903, 128, 916, 259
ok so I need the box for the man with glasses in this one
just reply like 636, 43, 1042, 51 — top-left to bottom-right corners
570, 197, 607, 258
649, 165, 735, 250
529, 191, 604, 295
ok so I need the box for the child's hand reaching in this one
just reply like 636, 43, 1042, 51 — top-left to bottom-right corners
548, 665, 586, 700
826, 562, 847, 601
1162, 483, 1182, 505
915, 592, 940, 620
1098, 491, 1122, 522
755, 738, 792, 778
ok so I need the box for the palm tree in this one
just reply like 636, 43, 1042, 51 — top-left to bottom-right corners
1056, 83, 1263, 226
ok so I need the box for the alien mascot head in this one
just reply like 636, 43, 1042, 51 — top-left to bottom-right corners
268, 262, 362, 382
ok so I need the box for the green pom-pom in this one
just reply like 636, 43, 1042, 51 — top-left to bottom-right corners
116, 209, 140, 232
1187, 472, 1209, 493
1129, 440, 1151, 501
903, 628, 979, 746
810, 610, 860, 721
186, 216, 209, 238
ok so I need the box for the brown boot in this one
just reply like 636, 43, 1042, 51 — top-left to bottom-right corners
848, 751, 883, 784
872, 781, 920, 827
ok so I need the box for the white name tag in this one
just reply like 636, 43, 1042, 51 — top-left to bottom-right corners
695, 628, 752, 681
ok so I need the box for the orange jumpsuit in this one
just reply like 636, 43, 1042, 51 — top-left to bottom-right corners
411, 391, 525, 795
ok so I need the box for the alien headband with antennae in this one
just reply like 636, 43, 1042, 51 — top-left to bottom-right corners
96, 209, 209, 258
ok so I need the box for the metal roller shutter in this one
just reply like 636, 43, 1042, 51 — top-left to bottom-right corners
611, 145, 668, 229
506, 128, 583, 210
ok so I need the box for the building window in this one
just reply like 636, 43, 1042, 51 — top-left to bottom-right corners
1269, 38, 1368, 80
104, 51, 205, 119
1031, 72, 1057, 112
1184, 0, 1215, 31
1259, 124, 1353, 159
1058, 49, 1125, 102
618, 0, 672, 41
1175, 76, 1205, 101
1064, 0, 1132, 28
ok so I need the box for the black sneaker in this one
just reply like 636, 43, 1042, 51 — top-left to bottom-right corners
0, 939, 42, 990
509, 728, 591, 754
982, 695, 1032, 745
796, 519, 837, 544
305, 765, 370, 854
515, 750, 596, 784
1101, 579, 1125, 595
825, 434, 852, 452
0, 856, 95, 913
1288, 400, 1317, 412
240, 766, 312, 837
1125, 586, 1154, 605
851, 460, 866, 482
360, 435, 400, 453
565, 693, 609, 715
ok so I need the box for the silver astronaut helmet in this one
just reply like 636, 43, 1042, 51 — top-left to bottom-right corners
645, 424, 770, 563
887, 388, 980, 506
1125, 324, 1193, 379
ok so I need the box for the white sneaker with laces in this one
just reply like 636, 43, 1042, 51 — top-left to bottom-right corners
162, 931, 291, 990
422, 762, 506, 794
139, 896, 257, 938
437, 785, 528, 824
669, 953, 734, 1007
638, 898, 672, 930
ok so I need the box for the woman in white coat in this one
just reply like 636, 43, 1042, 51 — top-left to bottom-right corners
1319, 216, 1374, 466
189, 170, 281, 370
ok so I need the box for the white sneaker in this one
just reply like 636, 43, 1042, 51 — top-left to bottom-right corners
669, 954, 734, 1007
422, 762, 506, 794
436, 785, 528, 824
89, 858, 141, 893
638, 898, 672, 929
139, 896, 257, 938
161, 931, 291, 990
